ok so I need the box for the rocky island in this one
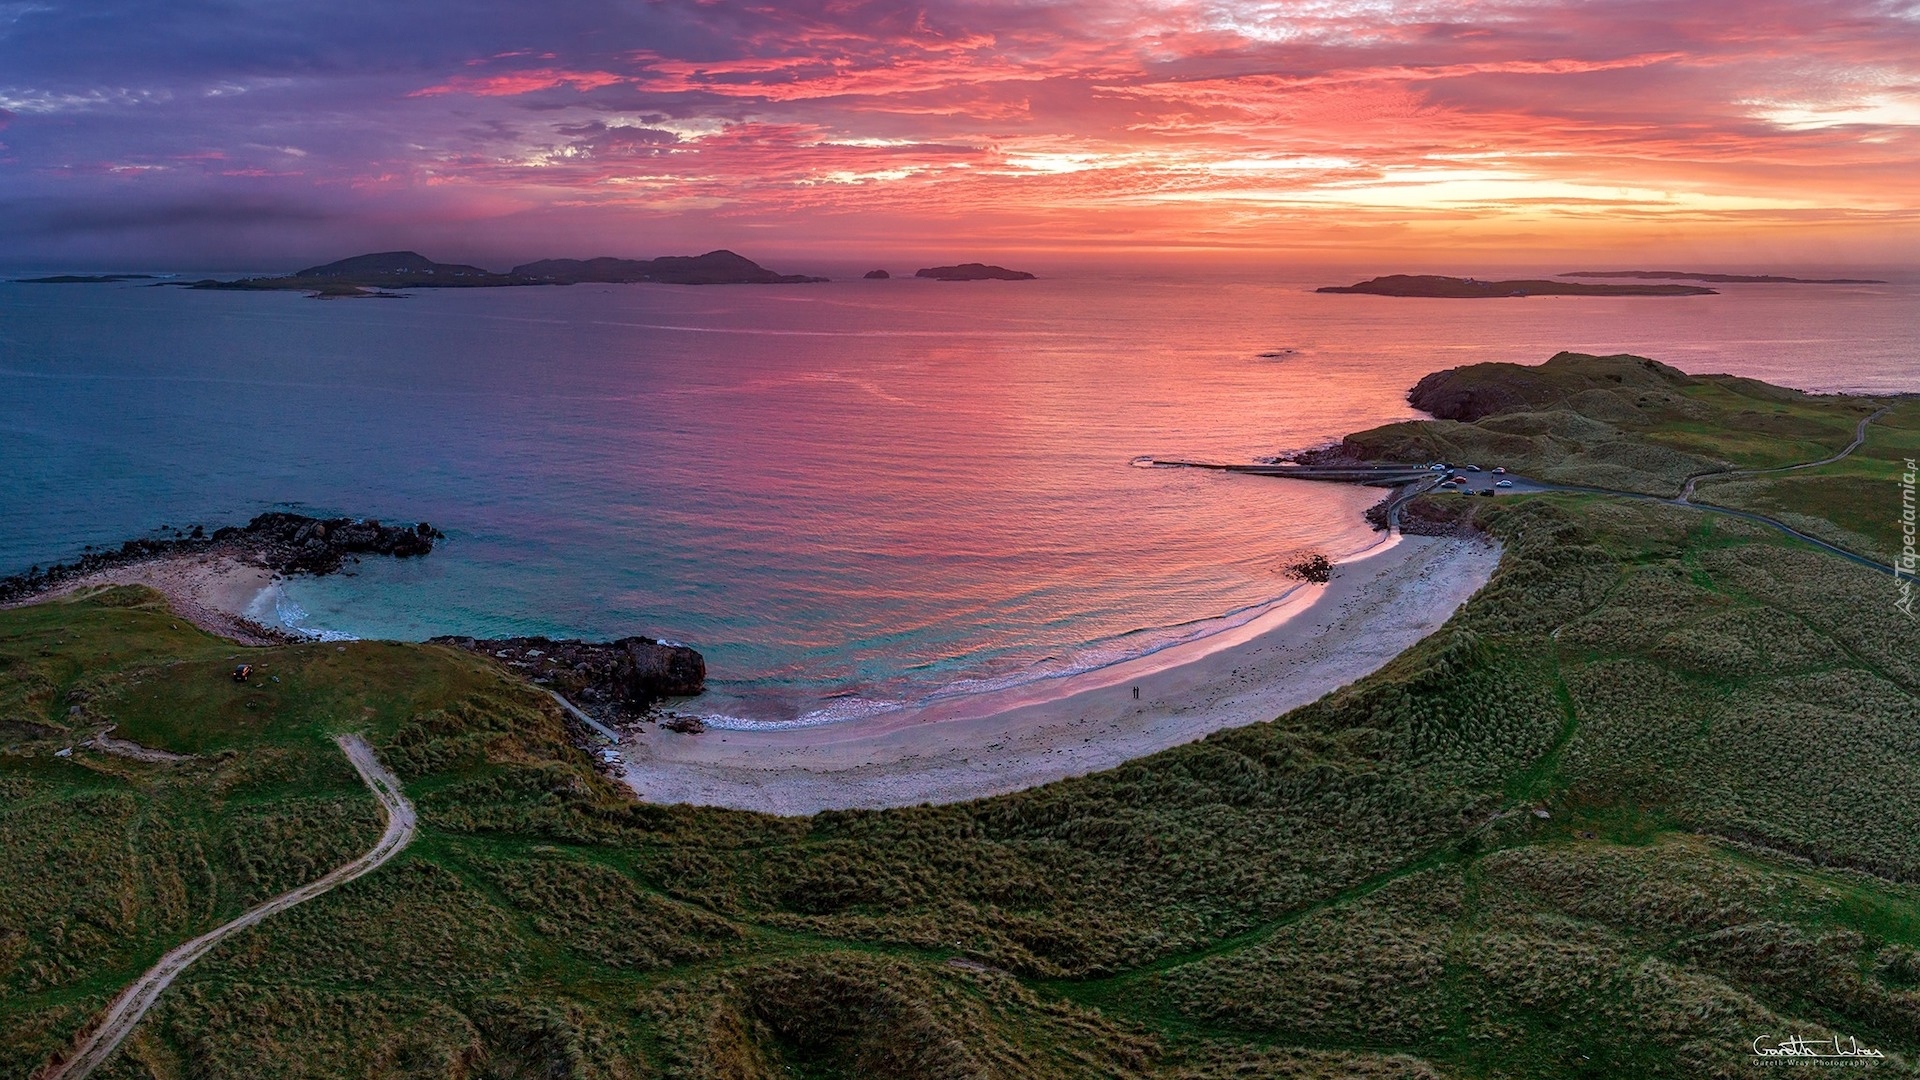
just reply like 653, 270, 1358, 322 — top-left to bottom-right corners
15, 273, 159, 284
181, 249, 827, 297
1561, 269, 1887, 284
1318, 274, 1715, 297
915, 262, 1036, 281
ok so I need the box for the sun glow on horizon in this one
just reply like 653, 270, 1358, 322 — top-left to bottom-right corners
2, 0, 1918, 265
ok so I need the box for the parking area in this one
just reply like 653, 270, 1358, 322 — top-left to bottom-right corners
1423, 464, 1551, 497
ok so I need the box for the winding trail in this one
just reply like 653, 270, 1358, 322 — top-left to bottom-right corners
1533, 407, 1895, 577
1679, 406, 1888, 502
38, 734, 415, 1080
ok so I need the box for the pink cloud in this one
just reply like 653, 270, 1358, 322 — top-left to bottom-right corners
409, 68, 628, 98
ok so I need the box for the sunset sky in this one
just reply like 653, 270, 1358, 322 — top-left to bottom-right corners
3, 0, 1917, 269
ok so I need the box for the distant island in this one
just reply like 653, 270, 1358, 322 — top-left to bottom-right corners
178, 249, 828, 297
15, 273, 157, 284
1560, 270, 1887, 284
1317, 274, 1715, 298
863, 269, 891, 279
915, 263, 1036, 281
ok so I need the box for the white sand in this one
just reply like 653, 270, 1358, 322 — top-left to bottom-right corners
22, 554, 284, 645
622, 533, 1502, 815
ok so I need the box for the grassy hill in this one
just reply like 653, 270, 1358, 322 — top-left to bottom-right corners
1336, 351, 1883, 496
4, 355, 1916, 1078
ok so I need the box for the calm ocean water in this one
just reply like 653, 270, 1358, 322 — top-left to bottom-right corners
2, 268, 1914, 723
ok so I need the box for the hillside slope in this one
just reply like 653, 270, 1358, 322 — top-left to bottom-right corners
6, 359, 1915, 1079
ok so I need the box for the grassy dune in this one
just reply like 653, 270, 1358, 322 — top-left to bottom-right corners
1339, 351, 1883, 495
4, 355, 1916, 1078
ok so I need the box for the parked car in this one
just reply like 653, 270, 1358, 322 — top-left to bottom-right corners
1466, 464, 1481, 472
1492, 466, 1507, 474
1496, 479, 1514, 488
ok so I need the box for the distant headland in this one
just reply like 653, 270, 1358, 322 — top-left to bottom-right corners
1559, 270, 1887, 284
1317, 274, 1715, 298
15, 273, 158, 284
915, 263, 1036, 281
162, 249, 828, 298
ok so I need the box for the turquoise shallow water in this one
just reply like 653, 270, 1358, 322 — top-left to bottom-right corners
2, 268, 1914, 722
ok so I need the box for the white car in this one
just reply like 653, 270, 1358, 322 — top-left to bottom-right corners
1496, 479, 1514, 487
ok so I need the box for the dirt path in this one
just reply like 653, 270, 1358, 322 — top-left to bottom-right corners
37, 734, 415, 1080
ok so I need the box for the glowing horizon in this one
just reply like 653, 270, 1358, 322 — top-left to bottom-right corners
3, 1, 1918, 268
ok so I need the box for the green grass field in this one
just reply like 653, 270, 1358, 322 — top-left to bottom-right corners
5, 356, 1916, 1078
1689, 399, 1920, 561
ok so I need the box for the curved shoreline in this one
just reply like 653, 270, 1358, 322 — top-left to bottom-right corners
12, 525, 1503, 817
621, 533, 1502, 815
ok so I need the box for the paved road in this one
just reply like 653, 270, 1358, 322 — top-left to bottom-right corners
1424, 410, 1896, 577
40, 734, 416, 1080
1679, 407, 1888, 502
1165, 408, 1895, 576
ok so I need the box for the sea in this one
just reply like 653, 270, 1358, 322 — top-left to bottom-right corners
2, 265, 1914, 726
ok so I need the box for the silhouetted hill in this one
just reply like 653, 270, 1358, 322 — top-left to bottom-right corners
511, 250, 826, 285
295, 251, 502, 281
1317, 274, 1715, 298
915, 263, 1035, 281
185, 249, 827, 297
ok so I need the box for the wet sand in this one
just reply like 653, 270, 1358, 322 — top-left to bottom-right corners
621, 533, 1502, 815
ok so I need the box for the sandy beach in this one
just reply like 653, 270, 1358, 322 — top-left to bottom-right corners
18, 554, 286, 645
16, 528, 1504, 817
621, 532, 1502, 815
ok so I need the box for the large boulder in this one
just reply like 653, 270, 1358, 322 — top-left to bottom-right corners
431, 635, 707, 713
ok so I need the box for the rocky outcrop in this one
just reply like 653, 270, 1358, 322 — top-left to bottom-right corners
431, 635, 706, 712
915, 263, 1036, 281
863, 269, 891, 279
226, 513, 440, 574
0, 513, 443, 603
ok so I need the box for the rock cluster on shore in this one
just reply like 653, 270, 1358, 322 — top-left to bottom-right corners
0, 513, 443, 603
430, 635, 706, 714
